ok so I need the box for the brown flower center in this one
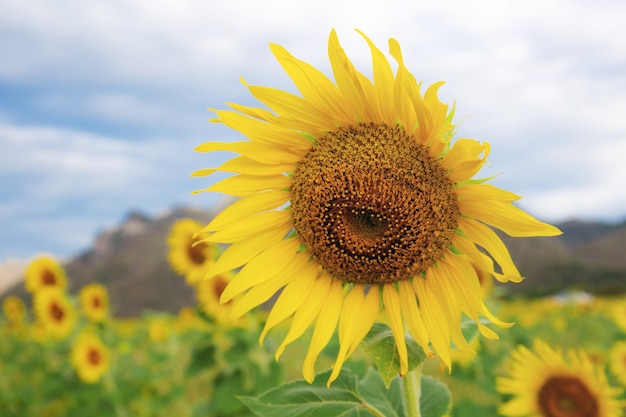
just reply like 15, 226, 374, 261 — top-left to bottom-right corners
538, 376, 599, 417
50, 302, 65, 322
88, 348, 101, 365
92, 296, 102, 308
291, 123, 459, 284
42, 269, 57, 286
187, 239, 207, 265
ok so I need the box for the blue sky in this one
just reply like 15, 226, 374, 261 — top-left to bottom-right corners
1, 0, 625, 262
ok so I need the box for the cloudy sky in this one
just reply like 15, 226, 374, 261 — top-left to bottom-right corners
1, 0, 625, 262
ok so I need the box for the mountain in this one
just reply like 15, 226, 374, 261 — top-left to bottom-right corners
2, 207, 626, 316
1, 206, 216, 317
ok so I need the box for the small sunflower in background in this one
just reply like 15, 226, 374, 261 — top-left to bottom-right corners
79, 283, 109, 323
148, 317, 171, 343
193, 29, 561, 384
196, 271, 242, 326
71, 332, 109, 383
25, 254, 67, 293
496, 339, 623, 417
2, 295, 27, 324
609, 341, 626, 387
33, 288, 76, 339
167, 218, 218, 285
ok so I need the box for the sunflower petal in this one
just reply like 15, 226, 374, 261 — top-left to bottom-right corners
204, 191, 289, 232
220, 237, 301, 303
383, 283, 409, 376
303, 279, 343, 383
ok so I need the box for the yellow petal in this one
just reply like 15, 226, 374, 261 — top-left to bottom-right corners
275, 273, 331, 360
270, 43, 352, 125
220, 237, 301, 303
230, 251, 310, 318
259, 260, 318, 344
303, 279, 343, 383
194, 141, 303, 165
457, 183, 521, 202
460, 199, 562, 237
215, 156, 295, 176
442, 139, 490, 183
204, 191, 289, 232
203, 228, 286, 279
199, 174, 291, 197
346, 285, 380, 358
356, 29, 395, 125
204, 210, 291, 243
398, 280, 430, 353
412, 276, 452, 369
327, 29, 368, 122
383, 283, 409, 376
215, 109, 311, 151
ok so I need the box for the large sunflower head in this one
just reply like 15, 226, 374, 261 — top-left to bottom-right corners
79, 283, 109, 323
70, 332, 110, 383
33, 288, 76, 339
496, 339, 624, 417
167, 218, 218, 285
193, 29, 561, 385
24, 255, 67, 293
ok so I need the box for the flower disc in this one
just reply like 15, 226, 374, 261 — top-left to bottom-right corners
291, 123, 459, 284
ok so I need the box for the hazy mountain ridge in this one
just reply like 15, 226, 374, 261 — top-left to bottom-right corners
2, 208, 626, 316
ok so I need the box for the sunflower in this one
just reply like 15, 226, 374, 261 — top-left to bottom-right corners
79, 283, 109, 322
2, 296, 27, 324
25, 254, 67, 293
33, 288, 76, 339
70, 332, 109, 383
196, 270, 242, 325
497, 339, 623, 417
193, 29, 561, 385
609, 341, 626, 387
167, 218, 218, 285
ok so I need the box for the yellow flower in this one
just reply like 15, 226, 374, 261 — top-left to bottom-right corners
167, 218, 218, 285
33, 288, 76, 339
79, 283, 109, 322
71, 332, 109, 383
193, 29, 561, 385
148, 318, 170, 342
497, 339, 623, 417
609, 341, 626, 387
25, 254, 67, 293
2, 296, 27, 324
196, 271, 242, 325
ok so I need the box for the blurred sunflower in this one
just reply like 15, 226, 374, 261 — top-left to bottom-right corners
193, 29, 561, 384
196, 271, 241, 325
71, 332, 109, 383
496, 339, 623, 417
167, 218, 218, 285
609, 341, 626, 387
25, 254, 67, 293
79, 284, 109, 322
34, 288, 76, 339
2, 296, 27, 324
148, 318, 171, 342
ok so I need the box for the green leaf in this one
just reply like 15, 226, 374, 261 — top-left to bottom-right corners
361, 322, 428, 387
357, 369, 405, 417
240, 369, 383, 417
420, 375, 451, 417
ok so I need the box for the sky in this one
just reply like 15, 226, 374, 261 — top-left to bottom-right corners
1, 0, 625, 262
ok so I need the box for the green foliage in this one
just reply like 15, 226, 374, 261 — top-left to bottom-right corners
361, 322, 427, 387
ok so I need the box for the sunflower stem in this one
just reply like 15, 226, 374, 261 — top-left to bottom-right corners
402, 363, 422, 417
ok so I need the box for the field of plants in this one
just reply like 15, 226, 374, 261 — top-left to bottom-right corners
2, 221, 626, 417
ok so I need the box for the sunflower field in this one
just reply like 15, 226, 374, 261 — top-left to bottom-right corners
2, 244, 626, 417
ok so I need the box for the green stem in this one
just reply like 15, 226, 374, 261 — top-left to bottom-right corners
402, 364, 422, 417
